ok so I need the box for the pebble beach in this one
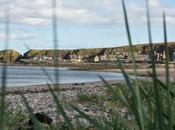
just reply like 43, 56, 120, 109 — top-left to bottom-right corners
5, 80, 127, 124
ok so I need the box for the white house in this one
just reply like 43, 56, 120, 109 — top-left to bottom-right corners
94, 55, 100, 62
109, 55, 117, 61
99, 55, 107, 61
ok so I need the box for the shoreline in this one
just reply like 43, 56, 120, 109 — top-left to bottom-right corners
4, 70, 174, 125
5, 80, 123, 95
4, 67, 175, 95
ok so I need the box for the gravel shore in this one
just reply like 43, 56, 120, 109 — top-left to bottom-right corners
5, 80, 127, 124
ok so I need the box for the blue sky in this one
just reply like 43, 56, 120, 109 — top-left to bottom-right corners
0, 0, 175, 54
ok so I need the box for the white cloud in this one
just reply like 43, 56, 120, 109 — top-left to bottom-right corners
0, 32, 37, 41
149, 0, 161, 8
0, 0, 174, 26
22, 17, 49, 26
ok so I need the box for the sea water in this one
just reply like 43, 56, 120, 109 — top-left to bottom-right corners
0, 66, 127, 87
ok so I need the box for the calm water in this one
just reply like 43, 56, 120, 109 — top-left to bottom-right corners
0, 66, 129, 87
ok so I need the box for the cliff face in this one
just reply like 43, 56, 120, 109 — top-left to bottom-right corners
22, 42, 175, 60
0, 49, 22, 63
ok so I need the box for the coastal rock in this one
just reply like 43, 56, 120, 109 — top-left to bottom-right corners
17, 113, 53, 130
28, 112, 53, 126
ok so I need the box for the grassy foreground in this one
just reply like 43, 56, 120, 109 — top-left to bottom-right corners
0, 0, 175, 130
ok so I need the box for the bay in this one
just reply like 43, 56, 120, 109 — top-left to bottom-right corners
0, 66, 128, 87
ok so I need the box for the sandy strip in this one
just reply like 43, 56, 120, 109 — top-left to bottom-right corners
98, 68, 175, 78
5, 80, 123, 95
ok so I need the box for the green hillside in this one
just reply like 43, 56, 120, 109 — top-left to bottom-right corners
23, 42, 175, 59
23, 49, 71, 59
0, 49, 22, 63
0, 42, 174, 63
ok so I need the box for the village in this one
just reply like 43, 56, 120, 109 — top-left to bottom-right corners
0, 44, 175, 65
23, 46, 175, 64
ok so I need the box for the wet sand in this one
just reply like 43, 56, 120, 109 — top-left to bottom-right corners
98, 68, 175, 80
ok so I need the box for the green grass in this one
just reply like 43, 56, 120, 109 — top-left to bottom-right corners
77, 92, 104, 104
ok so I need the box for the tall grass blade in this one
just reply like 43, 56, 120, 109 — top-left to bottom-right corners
116, 60, 143, 119
0, 9, 10, 130
121, 0, 136, 69
100, 76, 129, 106
52, 0, 59, 88
100, 74, 142, 130
122, 1, 145, 129
146, 0, 164, 129
163, 13, 170, 87
116, 59, 136, 101
155, 78, 174, 98
42, 67, 55, 84
163, 12, 173, 130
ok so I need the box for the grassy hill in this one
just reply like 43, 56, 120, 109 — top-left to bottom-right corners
23, 42, 175, 59
0, 42, 174, 64
23, 49, 71, 59
0, 49, 22, 63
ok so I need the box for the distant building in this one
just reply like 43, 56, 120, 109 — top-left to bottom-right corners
99, 55, 107, 61
94, 55, 100, 62
116, 54, 124, 59
77, 55, 82, 63
127, 54, 149, 63
109, 55, 117, 61
99, 54, 110, 63
70, 55, 82, 63
33, 57, 38, 61
154, 44, 174, 62
156, 51, 165, 61
47, 57, 53, 60
81, 55, 89, 62
53, 57, 63, 62
99, 54, 126, 63
43, 56, 48, 60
